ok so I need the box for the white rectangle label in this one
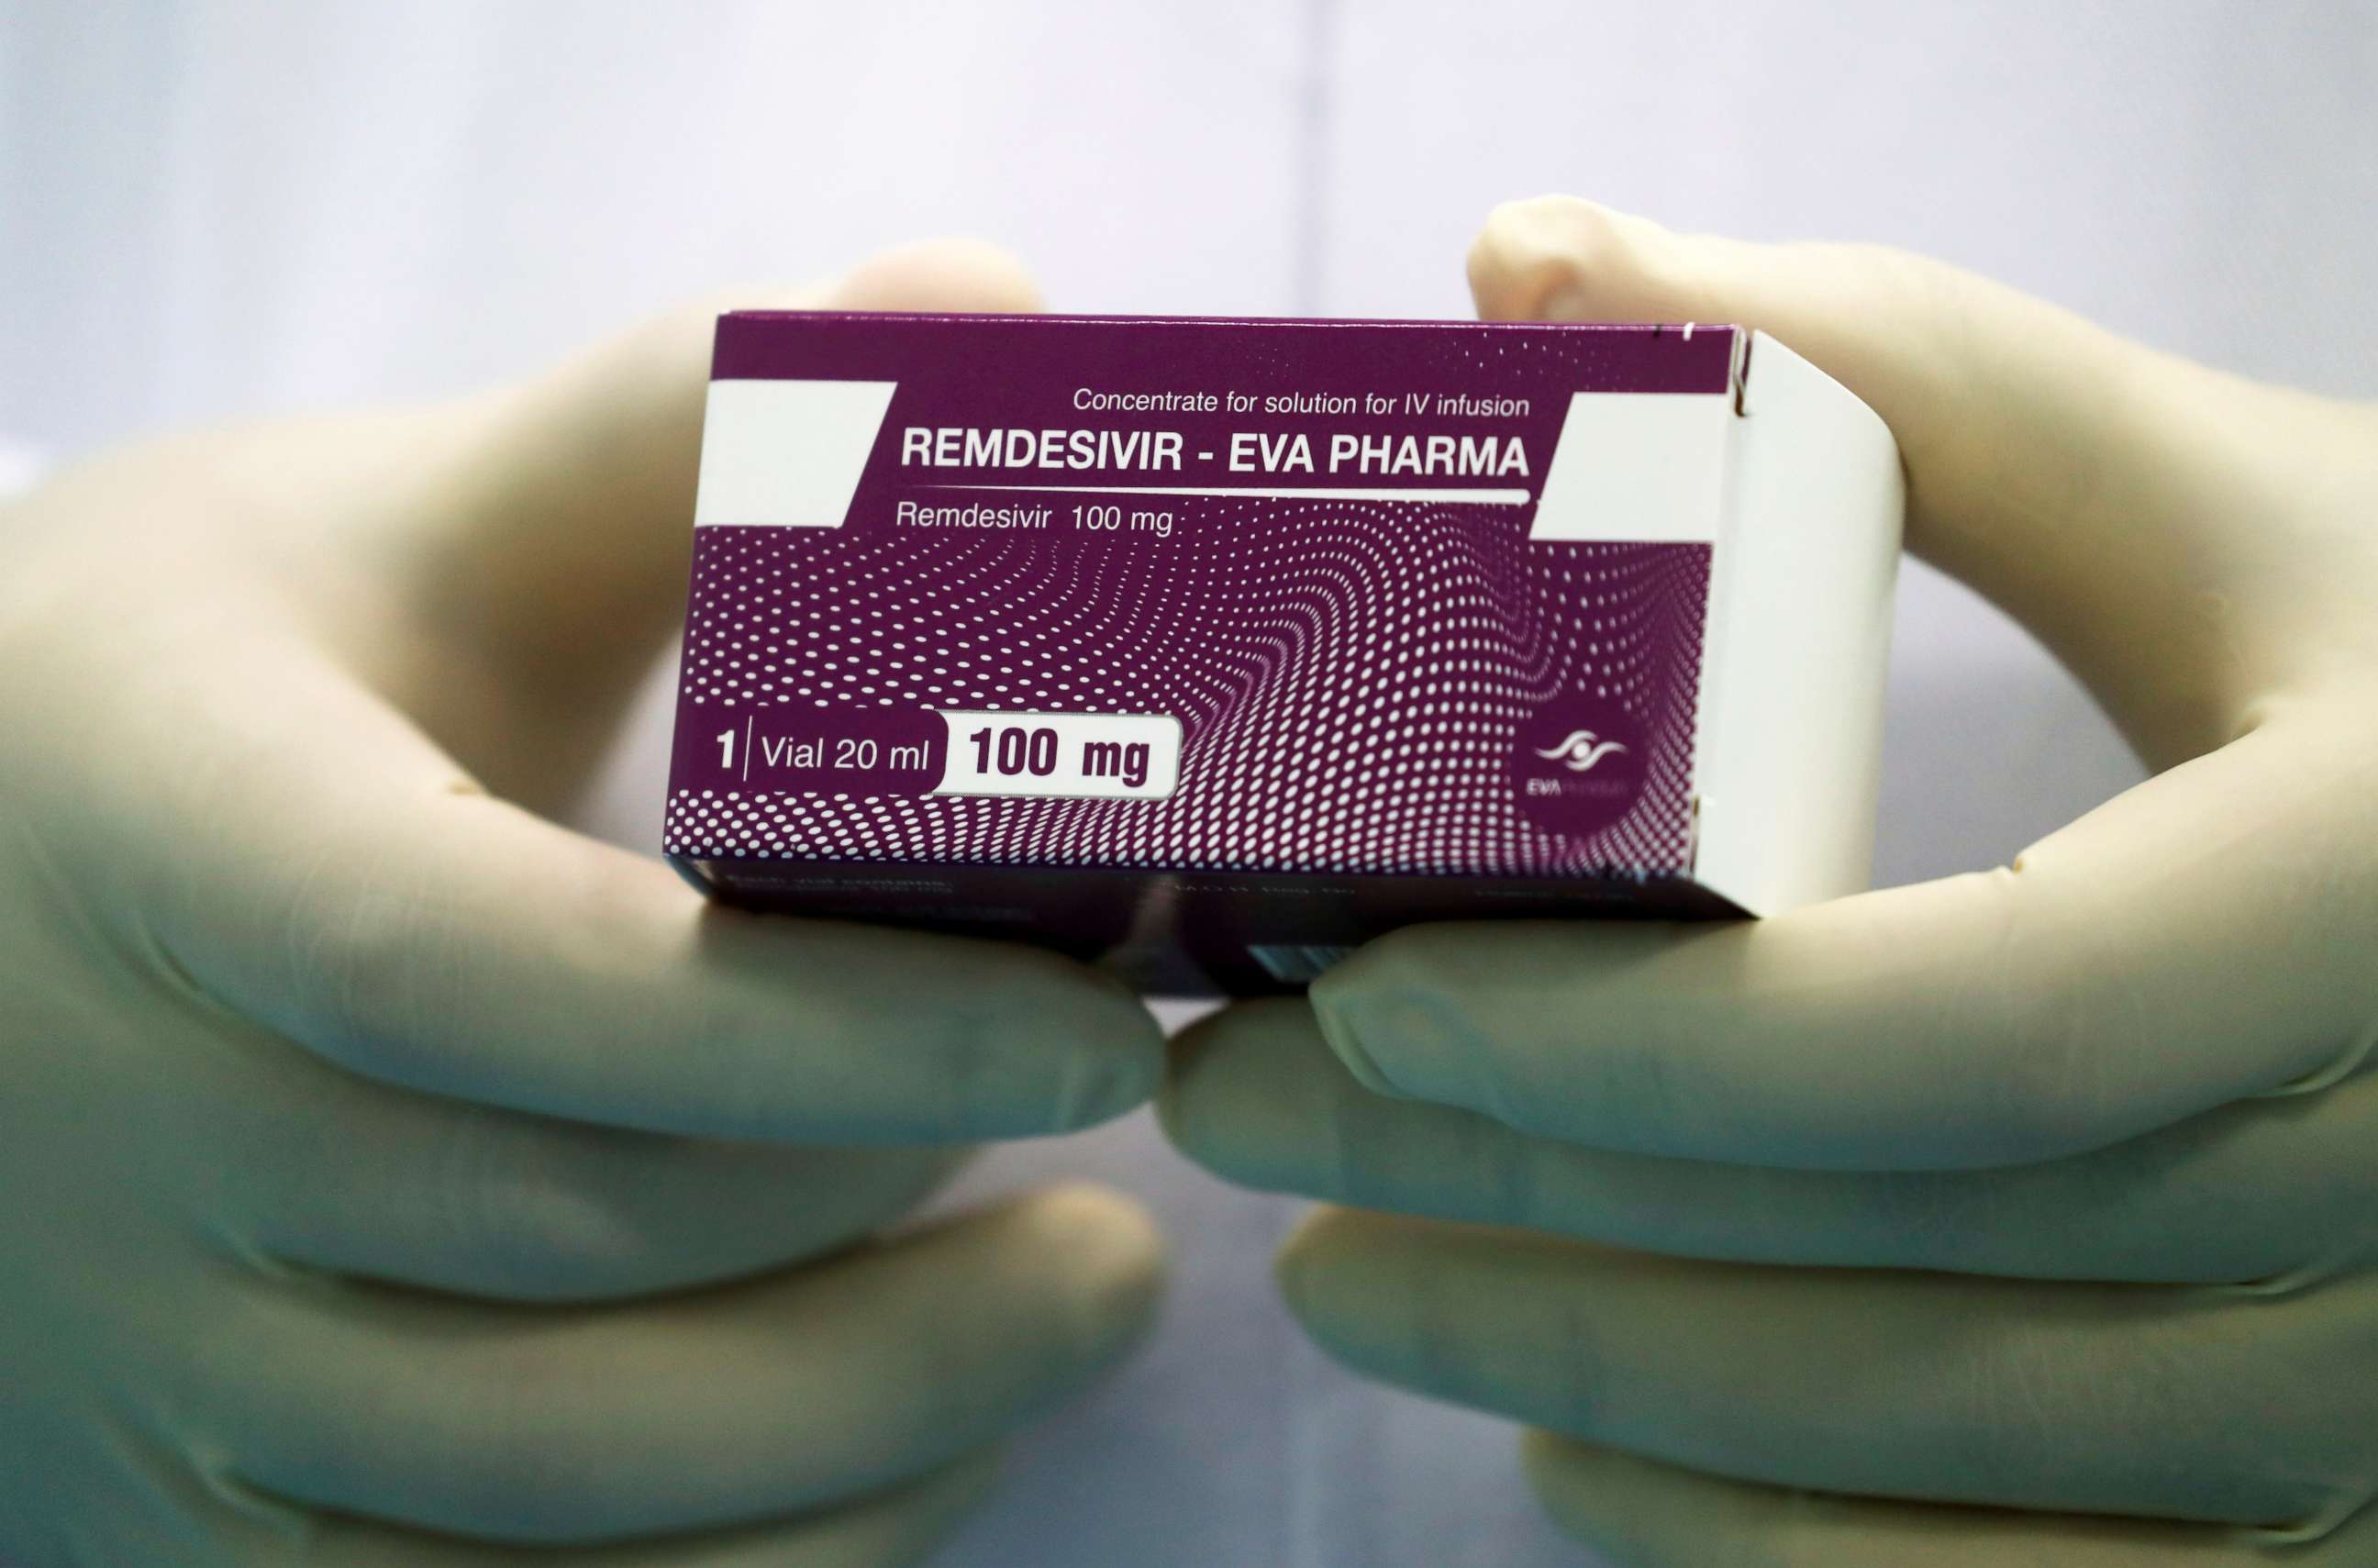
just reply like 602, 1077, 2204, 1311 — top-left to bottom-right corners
932, 710, 1181, 800
1528, 390, 1732, 543
694, 378, 897, 528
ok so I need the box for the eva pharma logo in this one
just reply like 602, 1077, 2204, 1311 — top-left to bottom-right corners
1532, 729, 1630, 773
1513, 696, 1648, 839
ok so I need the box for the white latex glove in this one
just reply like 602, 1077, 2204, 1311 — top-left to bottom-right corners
1164, 197, 2378, 1565
0, 240, 1166, 1566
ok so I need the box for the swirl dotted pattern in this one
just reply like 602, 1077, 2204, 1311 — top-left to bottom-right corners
663, 506, 1706, 878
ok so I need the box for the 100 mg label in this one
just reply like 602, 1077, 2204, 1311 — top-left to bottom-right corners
703, 706, 1181, 802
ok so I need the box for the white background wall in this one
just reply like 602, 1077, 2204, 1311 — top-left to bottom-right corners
5, 5, 2374, 1564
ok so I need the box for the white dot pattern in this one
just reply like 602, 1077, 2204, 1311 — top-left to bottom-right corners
663, 504, 1706, 878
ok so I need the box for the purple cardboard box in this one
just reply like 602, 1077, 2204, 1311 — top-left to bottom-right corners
664, 313, 1901, 994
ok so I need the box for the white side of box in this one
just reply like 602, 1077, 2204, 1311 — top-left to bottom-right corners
1691, 332, 1904, 916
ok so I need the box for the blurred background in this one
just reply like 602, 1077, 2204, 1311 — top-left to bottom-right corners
5, 4, 2374, 1563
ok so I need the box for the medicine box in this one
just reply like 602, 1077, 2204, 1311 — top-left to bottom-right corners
665, 312, 1901, 994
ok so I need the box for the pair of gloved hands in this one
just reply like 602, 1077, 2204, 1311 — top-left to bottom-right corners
2, 200, 2373, 1566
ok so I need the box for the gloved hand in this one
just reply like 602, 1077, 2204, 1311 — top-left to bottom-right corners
1164, 196, 2378, 1565
0, 240, 1166, 1566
